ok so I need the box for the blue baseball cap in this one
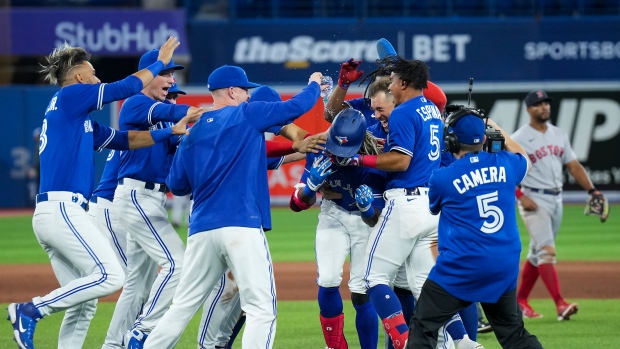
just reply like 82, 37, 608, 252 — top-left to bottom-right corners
168, 82, 186, 95
138, 49, 185, 71
249, 86, 281, 103
208, 65, 261, 91
451, 114, 486, 145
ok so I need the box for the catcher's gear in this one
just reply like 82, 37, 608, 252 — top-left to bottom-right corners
338, 58, 364, 90
306, 155, 333, 192
585, 191, 609, 223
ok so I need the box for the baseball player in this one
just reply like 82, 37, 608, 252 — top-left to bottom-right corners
332, 56, 444, 349
111, 49, 207, 349
290, 109, 386, 349
362, 74, 480, 349
142, 67, 324, 349
93, 149, 159, 349
6, 37, 198, 349
165, 82, 192, 228
512, 90, 608, 320
408, 113, 543, 349
195, 85, 315, 349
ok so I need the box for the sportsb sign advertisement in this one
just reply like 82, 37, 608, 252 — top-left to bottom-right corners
188, 17, 620, 84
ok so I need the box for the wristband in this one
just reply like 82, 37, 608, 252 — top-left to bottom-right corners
360, 207, 374, 218
588, 188, 597, 195
292, 189, 314, 210
150, 128, 173, 143
360, 154, 378, 168
303, 185, 317, 197
266, 140, 294, 157
146, 60, 165, 77
515, 187, 524, 199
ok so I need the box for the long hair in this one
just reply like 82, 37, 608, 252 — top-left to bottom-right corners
40, 43, 91, 86
359, 131, 383, 155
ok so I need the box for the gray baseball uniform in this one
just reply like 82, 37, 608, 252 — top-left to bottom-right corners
511, 123, 577, 265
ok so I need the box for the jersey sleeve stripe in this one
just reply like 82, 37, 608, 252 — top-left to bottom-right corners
97, 84, 106, 110
147, 102, 162, 126
97, 129, 116, 152
391, 146, 413, 157
274, 157, 285, 170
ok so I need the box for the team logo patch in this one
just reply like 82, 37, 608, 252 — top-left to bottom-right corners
536, 90, 545, 98
470, 156, 479, 163
473, 137, 480, 144
335, 136, 348, 145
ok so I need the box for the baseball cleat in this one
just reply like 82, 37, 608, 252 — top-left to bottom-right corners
124, 329, 148, 349
518, 301, 543, 319
557, 302, 578, 321
7, 302, 40, 349
477, 319, 493, 333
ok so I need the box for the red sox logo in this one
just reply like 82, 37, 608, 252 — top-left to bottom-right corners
335, 136, 348, 145
528, 145, 564, 164
536, 90, 545, 98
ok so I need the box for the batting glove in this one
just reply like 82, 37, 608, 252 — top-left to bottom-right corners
338, 58, 364, 90
306, 155, 334, 192
355, 185, 374, 213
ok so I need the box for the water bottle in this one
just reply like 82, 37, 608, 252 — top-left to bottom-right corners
320, 75, 333, 104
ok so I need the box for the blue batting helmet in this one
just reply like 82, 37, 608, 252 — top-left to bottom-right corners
326, 109, 367, 158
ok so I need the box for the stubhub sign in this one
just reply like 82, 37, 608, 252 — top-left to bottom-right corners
6, 8, 188, 55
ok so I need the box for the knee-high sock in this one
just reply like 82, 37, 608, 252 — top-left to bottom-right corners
517, 260, 539, 302
353, 300, 378, 349
318, 286, 343, 317
445, 313, 467, 341
538, 264, 565, 305
458, 303, 479, 340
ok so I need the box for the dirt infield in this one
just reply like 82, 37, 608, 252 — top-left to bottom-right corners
1, 261, 618, 303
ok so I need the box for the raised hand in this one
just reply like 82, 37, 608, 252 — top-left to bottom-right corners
355, 185, 374, 212
307, 155, 333, 192
309, 72, 324, 86
157, 37, 180, 66
293, 133, 327, 154
338, 58, 364, 90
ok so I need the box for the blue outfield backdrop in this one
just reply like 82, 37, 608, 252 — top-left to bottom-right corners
187, 17, 620, 84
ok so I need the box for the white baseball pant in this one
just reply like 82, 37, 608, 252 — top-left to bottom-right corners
197, 270, 243, 348
144, 227, 277, 349
32, 193, 125, 349
114, 179, 185, 334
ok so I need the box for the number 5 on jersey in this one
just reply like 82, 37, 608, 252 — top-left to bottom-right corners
476, 191, 504, 234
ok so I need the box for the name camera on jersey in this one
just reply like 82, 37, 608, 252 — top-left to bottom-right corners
444, 104, 506, 153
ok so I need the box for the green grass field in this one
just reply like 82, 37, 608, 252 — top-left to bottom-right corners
0, 204, 618, 348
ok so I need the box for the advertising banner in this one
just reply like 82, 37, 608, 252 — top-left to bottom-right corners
1, 8, 188, 56
187, 17, 620, 84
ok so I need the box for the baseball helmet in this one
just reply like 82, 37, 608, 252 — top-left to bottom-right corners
326, 109, 367, 158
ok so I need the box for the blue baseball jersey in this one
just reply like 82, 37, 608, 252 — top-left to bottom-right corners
346, 98, 378, 127
118, 93, 190, 184
427, 151, 529, 302
92, 149, 121, 201
39, 77, 145, 199
386, 96, 443, 189
267, 156, 285, 170
166, 82, 320, 235
301, 152, 387, 212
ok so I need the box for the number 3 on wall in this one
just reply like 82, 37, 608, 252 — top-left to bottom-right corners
476, 191, 504, 234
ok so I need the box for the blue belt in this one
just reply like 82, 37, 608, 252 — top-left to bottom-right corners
119, 178, 169, 193
523, 186, 562, 196
36, 192, 89, 211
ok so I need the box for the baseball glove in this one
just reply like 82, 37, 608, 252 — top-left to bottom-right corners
585, 191, 609, 223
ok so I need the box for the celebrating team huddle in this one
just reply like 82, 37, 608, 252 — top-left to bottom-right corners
7, 36, 609, 349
